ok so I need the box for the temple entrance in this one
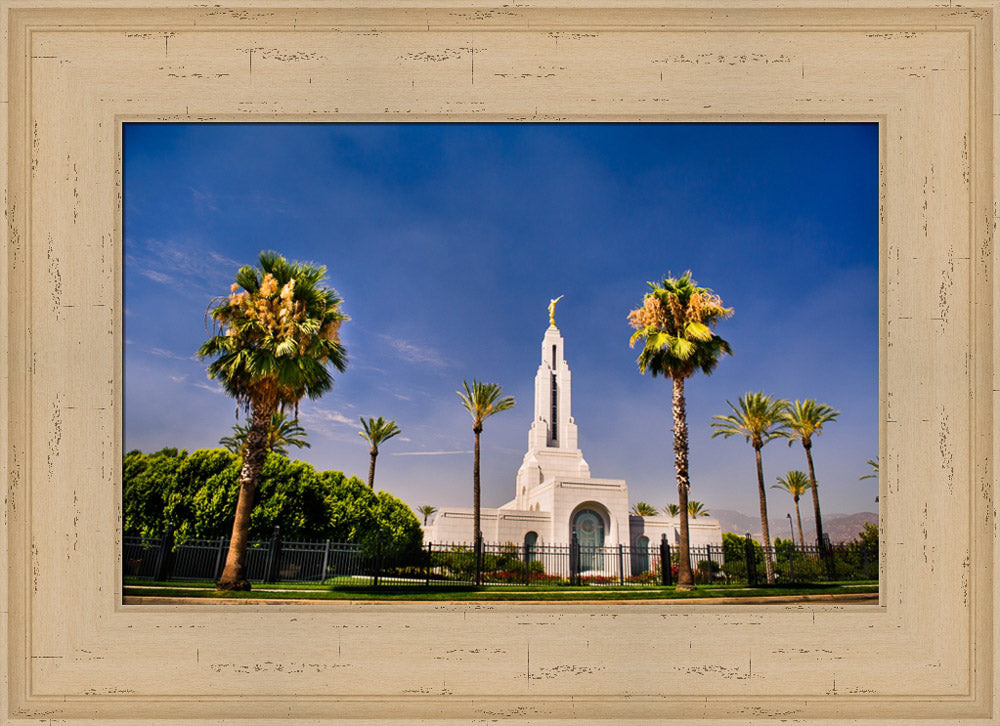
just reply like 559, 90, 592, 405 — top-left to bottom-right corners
572, 508, 606, 572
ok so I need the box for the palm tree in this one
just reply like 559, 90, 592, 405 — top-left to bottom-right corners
457, 379, 515, 583
418, 505, 438, 527
628, 271, 732, 590
781, 399, 840, 553
771, 470, 813, 548
687, 500, 710, 518
664, 503, 681, 518
859, 457, 879, 480
358, 416, 402, 490
219, 411, 311, 457
631, 501, 659, 517
711, 391, 788, 584
859, 456, 879, 503
198, 250, 348, 590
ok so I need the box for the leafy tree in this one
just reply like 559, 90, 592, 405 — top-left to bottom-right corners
664, 503, 681, 517
631, 501, 659, 516
711, 391, 788, 584
721, 531, 763, 582
457, 379, 516, 563
687, 500, 710, 518
628, 271, 732, 590
197, 250, 348, 590
771, 470, 813, 548
219, 411, 311, 457
123, 448, 189, 538
418, 504, 438, 526
122, 448, 421, 552
358, 416, 402, 490
781, 399, 839, 554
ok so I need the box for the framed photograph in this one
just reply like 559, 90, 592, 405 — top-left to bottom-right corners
2, 1, 995, 723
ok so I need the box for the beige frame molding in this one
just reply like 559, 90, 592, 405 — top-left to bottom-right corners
1, 1, 996, 723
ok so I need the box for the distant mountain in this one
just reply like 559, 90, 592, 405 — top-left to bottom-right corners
712, 508, 877, 545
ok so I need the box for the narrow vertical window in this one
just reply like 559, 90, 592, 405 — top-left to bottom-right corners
550, 373, 558, 442
551, 344, 557, 370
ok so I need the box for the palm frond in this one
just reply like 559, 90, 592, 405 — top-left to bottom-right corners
457, 379, 516, 426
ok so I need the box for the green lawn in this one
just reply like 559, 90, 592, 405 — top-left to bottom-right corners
123, 579, 878, 602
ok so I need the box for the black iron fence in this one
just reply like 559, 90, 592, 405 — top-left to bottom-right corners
123, 529, 876, 588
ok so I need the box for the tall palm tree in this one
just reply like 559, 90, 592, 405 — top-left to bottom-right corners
219, 410, 311, 457
859, 457, 879, 480
664, 503, 681, 518
711, 391, 788, 584
687, 500, 710, 518
859, 456, 879, 503
198, 251, 347, 590
628, 271, 732, 590
781, 399, 840, 553
358, 416, 402, 490
418, 504, 438, 527
631, 501, 659, 517
771, 470, 813, 548
457, 379, 515, 583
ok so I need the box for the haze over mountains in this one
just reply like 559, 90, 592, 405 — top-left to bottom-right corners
710, 509, 878, 545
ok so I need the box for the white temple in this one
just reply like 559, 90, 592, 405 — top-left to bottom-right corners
425, 303, 723, 556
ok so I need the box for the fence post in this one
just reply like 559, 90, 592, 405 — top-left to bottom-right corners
474, 533, 483, 587
320, 539, 331, 584
863, 546, 870, 580
618, 544, 625, 586
265, 526, 282, 584
788, 543, 795, 584
425, 542, 432, 587
744, 533, 758, 587
154, 522, 175, 582
660, 534, 672, 586
523, 543, 531, 586
373, 529, 382, 587
819, 533, 834, 580
570, 532, 580, 586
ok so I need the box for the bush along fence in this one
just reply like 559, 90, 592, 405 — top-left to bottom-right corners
123, 527, 877, 588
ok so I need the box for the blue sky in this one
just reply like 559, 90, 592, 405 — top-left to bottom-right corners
123, 122, 878, 519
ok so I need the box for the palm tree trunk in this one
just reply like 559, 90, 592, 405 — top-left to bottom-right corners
804, 442, 824, 549
794, 496, 805, 549
217, 403, 273, 591
472, 426, 482, 585
367, 446, 378, 489
754, 445, 775, 584
672, 377, 694, 590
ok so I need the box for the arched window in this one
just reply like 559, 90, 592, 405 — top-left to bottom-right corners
524, 531, 538, 559
633, 535, 650, 575
572, 508, 606, 572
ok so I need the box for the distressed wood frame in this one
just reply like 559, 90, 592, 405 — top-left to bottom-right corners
1, 1, 997, 723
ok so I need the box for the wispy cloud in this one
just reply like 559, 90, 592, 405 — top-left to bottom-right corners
125, 237, 242, 299
378, 335, 450, 368
140, 269, 173, 284
392, 450, 472, 457
150, 347, 197, 362
298, 406, 355, 427
192, 381, 225, 395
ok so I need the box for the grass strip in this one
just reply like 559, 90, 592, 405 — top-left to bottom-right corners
124, 582, 878, 602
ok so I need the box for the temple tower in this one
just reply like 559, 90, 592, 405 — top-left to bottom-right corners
512, 321, 591, 508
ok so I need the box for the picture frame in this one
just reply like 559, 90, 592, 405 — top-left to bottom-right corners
1, 1, 995, 723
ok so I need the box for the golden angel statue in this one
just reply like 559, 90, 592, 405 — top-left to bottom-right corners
548, 295, 564, 325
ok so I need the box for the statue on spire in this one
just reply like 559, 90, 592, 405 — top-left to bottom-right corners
548, 295, 564, 326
